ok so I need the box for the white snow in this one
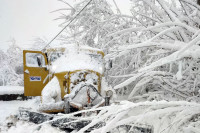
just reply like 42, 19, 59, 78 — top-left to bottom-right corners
114, 72, 145, 90
70, 71, 99, 91
1, 97, 200, 133
38, 101, 64, 112
50, 45, 103, 74
80, 45, 102, 52
41, 76, 61, 103
65, 82, 104, 107
176, 61, 183, 80
0, 86, 24, 95
49, 44, 102, 52
0, 98, 65, 133
1, 121, 65, 133
100, 77, 110, 96
0, 98, 39, 124
39, 77, 64, 112
76, 101, 200, 133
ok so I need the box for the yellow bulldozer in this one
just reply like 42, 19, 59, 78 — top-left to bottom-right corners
18, 44, 113, 131
22, 44, 112, 114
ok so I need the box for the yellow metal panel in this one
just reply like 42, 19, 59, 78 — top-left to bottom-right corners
54, 72, 69, 99
23, 50, 49, 96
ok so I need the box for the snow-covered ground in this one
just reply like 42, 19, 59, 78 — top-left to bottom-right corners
0, 98, 38, 132
0, 86, 24, 95
2, 121, 66, 133
0, 97, 66, 133
1, 98, 200, 133
0, 99, 38, 123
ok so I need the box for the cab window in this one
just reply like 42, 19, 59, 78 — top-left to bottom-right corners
26, 53, 45, 67
48, 52, 64, 63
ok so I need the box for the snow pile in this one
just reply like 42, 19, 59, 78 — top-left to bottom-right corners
40, 77, 63, 111
70, 71, 98, 91
41, 77, 61, 104
0, 97, 64, 133
0, 86, 24, 95
85, 73, 98, 85
0, 98, 39, 124
38, 102, 64, 112
50, 45, 103, 74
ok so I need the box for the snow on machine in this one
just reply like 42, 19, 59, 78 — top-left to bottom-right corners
19, 44, 113, 131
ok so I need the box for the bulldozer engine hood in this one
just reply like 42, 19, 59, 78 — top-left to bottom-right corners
48, 45, 104, 75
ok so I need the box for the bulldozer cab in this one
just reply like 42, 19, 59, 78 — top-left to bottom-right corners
23, 50, 49, 96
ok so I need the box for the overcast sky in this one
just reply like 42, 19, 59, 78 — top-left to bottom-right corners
0, 0, 131, 51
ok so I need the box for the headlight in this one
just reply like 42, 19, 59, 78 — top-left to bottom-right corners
106, 90, 113, 97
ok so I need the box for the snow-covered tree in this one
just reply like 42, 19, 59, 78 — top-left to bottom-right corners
56, 0, 136, 49
108, 0, 200, 102
57, 0, 200, 102
31, 37, 48, 51
0, 39, 23, 86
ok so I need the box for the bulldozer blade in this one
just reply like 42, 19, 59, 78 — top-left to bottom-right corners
19, 107, 53, 124
51, 118, 91, 130
18, 108, 153, 132
18, 108, 97, 131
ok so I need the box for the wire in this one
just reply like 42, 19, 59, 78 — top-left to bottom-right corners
42, 0, 93, 51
